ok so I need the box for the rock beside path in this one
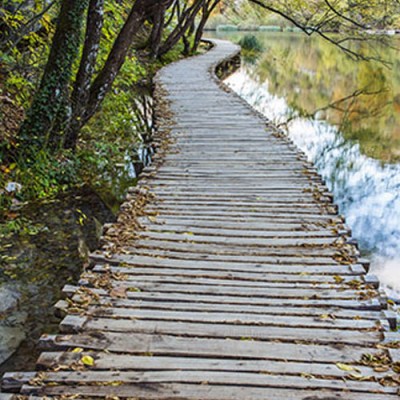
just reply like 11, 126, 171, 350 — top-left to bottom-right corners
0, 284, 27, 365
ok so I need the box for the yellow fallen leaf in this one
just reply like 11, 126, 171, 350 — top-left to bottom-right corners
347, 372, 372, 381
336, 363, 356, 372
81, 355, 95, 366
72, 347, 84, 353
333, 275, 344, 284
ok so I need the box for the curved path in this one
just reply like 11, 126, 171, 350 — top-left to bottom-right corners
2, 40, 399, 399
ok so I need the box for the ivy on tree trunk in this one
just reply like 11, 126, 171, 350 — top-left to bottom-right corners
63, 0, 105, 150
18, 0, 89, 157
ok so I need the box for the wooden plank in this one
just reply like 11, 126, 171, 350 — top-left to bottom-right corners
145, 206, 335, 217
137, 216, 324, 231
152, 199, 332, 210
144, 193, 335, 204
7, 370, 396, 394
38, 332, 382, 363
64, 285, 383, 310
130, 239, 345, 256
138, 215, 342, 227
69, 293, 384, 320
79, 280, 371, 300
82, 307, 380, 330
141, 226, 344, 238
136, 231, 339, 246
19, 383, 396, 400
127, 248, 346, 265
83, 273, 366, 292
92, 254, 365, 274
36, 353, 386, 380
59, 315, 383, 346
92, 264, 364, 283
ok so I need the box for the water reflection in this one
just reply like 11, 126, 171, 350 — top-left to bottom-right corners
221, 33, 400, 297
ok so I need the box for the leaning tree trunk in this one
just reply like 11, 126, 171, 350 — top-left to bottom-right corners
191, 0, 220, 53
63, 0, 174, 149
182, 21, 195, 55
149, 4, 167, 58
63, 0, 105, 150
18, 0, 89, 155
158, 0, 204, 57
80, 0, 161, 129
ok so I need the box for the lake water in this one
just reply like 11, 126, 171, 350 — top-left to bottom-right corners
211, 32, 400, 298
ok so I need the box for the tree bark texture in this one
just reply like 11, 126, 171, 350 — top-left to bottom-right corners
63, 0, 105, 150
158, 0, 204, 57
18, 0, 89, 154
82, 0, 168, 128
192, 0, 221, 53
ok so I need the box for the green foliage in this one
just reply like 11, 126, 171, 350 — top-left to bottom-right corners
0, 0, 195, 218
238, 34, 264, 53
96, 0, 131, 67
17, 150, 81, 199
78, 31, 151, 182
0, 217, 48, 239
0, 149, 81, 216
0, 1, 56, 108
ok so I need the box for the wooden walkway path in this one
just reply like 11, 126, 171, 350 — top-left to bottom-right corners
2, 39, 400, 399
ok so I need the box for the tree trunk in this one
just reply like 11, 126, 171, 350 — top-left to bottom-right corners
191, 0, 220, 53
158, 0, 204, 57
63, 0, 105, 150
18, 0, 89, 155
81, 0, 162, 128
149, 4, 167, 58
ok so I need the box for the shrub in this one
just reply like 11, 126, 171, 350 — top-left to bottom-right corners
238, 34, 263, 53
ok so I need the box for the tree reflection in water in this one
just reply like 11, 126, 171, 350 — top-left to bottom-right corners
222, 32, 400, 298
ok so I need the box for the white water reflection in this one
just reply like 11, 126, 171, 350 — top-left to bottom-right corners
226, 70, 400, 297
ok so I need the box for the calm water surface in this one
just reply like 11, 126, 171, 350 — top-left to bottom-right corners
213, 32, 400, 297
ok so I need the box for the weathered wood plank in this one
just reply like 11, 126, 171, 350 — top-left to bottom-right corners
81, 306, 380, 330
92, 264, 364, 284
36, 353, 386, 381
136, 231, 340, 246
67, 293, 384, 320
6, 370, 396, 394
19, 383, 396, 400
140, 225, 342, 238
79, 280, 372, 300
126, 248, 348, 265
64, 284, 383, 310
37, 332, 382, 363
85, 268, 367, 288
92, 254, 365, 274
59, 315, 383, 346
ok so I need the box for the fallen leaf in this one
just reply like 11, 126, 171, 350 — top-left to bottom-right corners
333, 275, 345, 284
81, 355, 95, 366
336, 363, 358, 372
347, 372, 372, 381
72, 347, 84, 353
110, 286, 127, 298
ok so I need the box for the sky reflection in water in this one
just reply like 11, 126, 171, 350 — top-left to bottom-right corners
225, 62, 400, 297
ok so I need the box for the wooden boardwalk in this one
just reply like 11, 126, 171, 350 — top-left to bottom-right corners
2, 39, 400, 399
